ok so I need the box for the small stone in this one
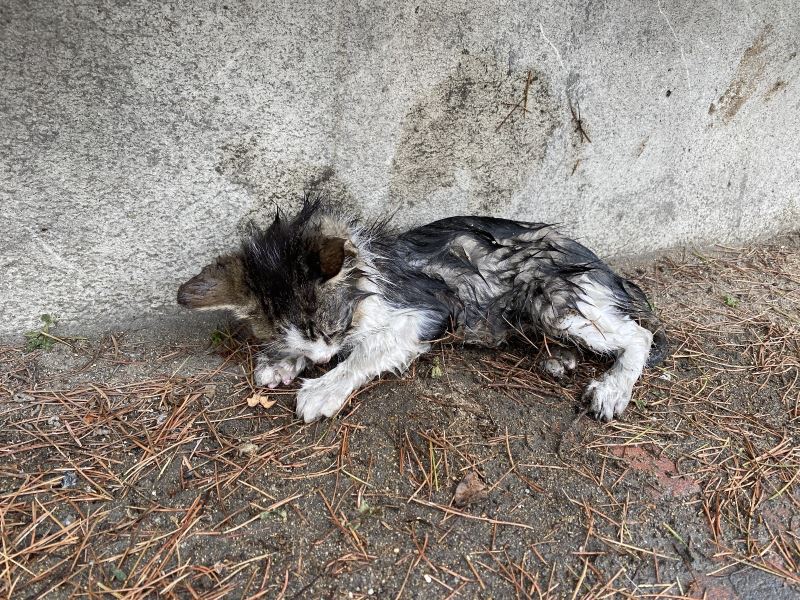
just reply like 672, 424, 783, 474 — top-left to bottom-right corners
61, 471, 78, 488
13, 392, 34, 403
238, 442, 258, 456
423, 574, 432, 583
453, 471, 488, 507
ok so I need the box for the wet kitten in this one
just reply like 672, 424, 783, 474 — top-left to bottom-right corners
178, 197, 667, 422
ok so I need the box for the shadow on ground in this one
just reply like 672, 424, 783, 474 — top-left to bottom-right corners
1, 233, 798, 599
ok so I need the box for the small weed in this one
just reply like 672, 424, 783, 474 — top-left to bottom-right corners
208, 325, 248, 358
209, 328, 226, 347
259, 509, 287, 523
429, 356, 443, 379
24, 314, 59, 352
357, 499, 383, 519
723, 294, 740, 308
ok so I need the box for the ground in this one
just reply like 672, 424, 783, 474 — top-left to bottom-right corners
1, 234, 798, 600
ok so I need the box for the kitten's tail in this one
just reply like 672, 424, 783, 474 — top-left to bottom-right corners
645, 324, 669, 368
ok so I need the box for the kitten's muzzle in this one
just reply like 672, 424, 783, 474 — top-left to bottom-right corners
306, 348, 337, 364
177, 277, 214, 308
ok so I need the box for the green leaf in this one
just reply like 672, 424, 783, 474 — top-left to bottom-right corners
723, 294, 739, 308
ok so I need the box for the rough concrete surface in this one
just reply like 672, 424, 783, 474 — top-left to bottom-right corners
2, 1, 799, 338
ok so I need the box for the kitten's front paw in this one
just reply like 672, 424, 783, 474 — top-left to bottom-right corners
295, 378, 350, 423
583, 377, 632, 422
255, 357, 306, 389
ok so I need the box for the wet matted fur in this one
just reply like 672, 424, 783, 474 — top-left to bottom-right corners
178, 198, 668, 422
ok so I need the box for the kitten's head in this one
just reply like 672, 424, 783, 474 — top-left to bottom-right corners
178, 199, 361, 363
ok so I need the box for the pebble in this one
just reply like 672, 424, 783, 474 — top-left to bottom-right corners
238, 442, 259, 456
61, 471, 78, 488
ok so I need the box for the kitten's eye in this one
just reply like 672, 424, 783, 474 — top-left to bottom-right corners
322, 327, 345, 342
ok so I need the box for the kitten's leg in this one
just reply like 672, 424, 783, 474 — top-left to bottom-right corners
295, 305, 434, 423
554, 283, 653, 421
255, 354, 308, 388
558, 314, 652, 420
295, 338, 428, 422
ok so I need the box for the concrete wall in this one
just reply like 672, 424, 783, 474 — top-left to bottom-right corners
2, 0, 798, 338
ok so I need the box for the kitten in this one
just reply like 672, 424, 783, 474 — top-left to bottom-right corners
178, 197, 667, 423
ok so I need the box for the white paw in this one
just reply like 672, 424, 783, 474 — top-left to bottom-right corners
295, 377, 350, 423
583, 377, 632, 422
255, 357, 306, 389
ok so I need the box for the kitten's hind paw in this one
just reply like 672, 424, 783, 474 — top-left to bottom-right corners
583, 377, 631, 422
538, 348, 577, 379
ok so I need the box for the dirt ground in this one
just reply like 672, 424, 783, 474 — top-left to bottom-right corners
1, 233, 799, 599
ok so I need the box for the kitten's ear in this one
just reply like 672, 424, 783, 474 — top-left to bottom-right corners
318, 237, 357, 281
177, 254, 247, 311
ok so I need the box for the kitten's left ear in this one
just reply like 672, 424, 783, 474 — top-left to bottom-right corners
318, 237, 357, 280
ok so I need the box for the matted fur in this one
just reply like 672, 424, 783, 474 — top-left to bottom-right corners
178, 197, 668, 422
